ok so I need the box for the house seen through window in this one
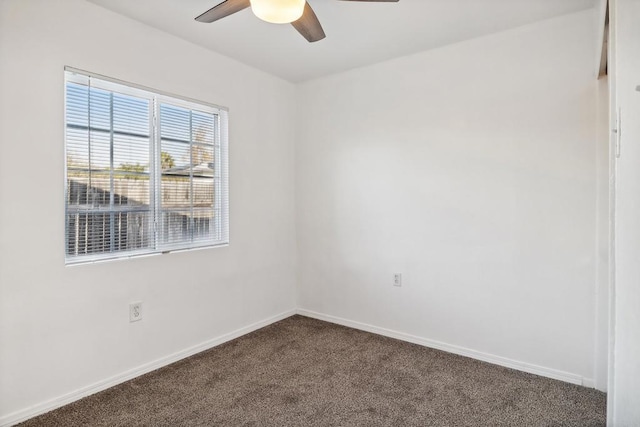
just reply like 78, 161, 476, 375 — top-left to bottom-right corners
64, 68, 229, 264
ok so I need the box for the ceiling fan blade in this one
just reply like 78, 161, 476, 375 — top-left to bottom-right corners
195, 0, 251, 23
291, 2, 326, 43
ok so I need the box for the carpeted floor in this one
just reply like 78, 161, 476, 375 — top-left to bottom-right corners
20, 315, 606, 426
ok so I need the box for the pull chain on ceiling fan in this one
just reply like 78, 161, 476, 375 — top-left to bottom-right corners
195, 0, 399, 43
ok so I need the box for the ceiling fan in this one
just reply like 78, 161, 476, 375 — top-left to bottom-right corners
195, 0, 399, 43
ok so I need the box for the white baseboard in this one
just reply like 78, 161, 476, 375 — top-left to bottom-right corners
297, 308, 594, 388
2, 308, 595, 426
0, 309, 296, 427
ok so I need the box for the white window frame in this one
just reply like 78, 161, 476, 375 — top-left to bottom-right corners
64, 67, 229, 265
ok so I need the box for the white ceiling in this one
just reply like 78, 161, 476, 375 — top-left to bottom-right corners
86, 0, 597, 82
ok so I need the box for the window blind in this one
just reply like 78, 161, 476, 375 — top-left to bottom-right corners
64, 69, 229, 264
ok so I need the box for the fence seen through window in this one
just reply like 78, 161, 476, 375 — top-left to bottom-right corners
65, 69, 229, 264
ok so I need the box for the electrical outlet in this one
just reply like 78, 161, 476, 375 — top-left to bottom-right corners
129, 302, 143, 322
394, 273, 402, 287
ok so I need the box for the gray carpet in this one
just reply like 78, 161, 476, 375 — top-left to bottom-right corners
20, 315, 606, 426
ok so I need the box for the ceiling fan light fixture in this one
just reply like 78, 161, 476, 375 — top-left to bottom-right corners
250, 0, 305, 24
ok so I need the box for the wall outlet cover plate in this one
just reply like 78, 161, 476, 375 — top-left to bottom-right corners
129, 302, 143, 322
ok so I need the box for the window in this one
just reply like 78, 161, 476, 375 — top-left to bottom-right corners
64, 68, 229, 264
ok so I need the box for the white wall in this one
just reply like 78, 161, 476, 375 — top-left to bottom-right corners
595, 75, 610, 393
0, 0, 297, 423
593, 2, 611, 394
296, 10, 603, 386
592, 0, 612, 392
606, 1, 619, 422
610, 0, 640, 424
